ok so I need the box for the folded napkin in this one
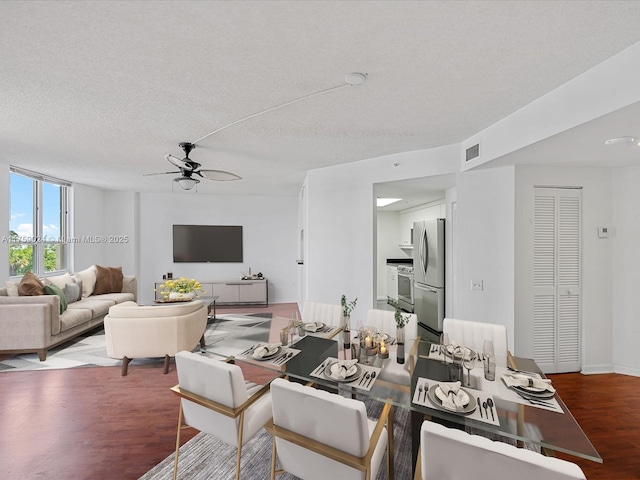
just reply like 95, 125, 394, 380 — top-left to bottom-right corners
502, 372, 555, 393
251, 343, 279, 359
446, 343, 474, 361
304, 322, 323, 332
435, 381, 469, 411
330, 359, 358, 380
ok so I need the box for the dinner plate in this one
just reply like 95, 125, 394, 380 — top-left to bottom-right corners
250, 345, 282, 361
304, 322, 325, 332
323, 362, 362, 383
512, 386, 556, 399
427, 384, 477, 414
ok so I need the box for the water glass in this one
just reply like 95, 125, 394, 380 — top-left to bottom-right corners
351, 343, 361, 362
483, 339, 496, 380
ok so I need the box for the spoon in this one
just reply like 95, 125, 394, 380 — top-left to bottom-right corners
487, 398, 495, 421
483, 401, 488, 419
367, 371, 377, 387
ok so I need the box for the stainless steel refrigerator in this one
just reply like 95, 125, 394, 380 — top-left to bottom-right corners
413, 218, 445, 343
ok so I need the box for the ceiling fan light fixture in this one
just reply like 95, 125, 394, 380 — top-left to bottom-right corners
174, 176, 199, 190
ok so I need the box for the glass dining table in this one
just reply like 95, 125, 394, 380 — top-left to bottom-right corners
202, 316, 601, 473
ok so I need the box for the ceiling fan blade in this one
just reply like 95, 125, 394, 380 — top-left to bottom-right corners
143, 171, 181, 176
166, 154, 189, 170
199, 169, 242, 181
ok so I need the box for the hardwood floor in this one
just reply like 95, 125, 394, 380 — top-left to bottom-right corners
0, 305, 637, 479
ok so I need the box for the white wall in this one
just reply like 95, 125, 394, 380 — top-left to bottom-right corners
136, 192, 297, 305
455, 166, 516, 349
101, 190, 137, 276
375, 211, 401, 299
514, 165, 613, 373
305, 145, 459, 326
611, 165, 640, 377
72, 184, 107, 272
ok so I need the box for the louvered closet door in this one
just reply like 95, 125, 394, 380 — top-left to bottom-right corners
533, 187, 582, 374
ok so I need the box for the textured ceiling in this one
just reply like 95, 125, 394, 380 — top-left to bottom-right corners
2, 1, 640, 197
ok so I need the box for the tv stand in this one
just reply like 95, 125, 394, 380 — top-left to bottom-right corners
155, 278, 268, 306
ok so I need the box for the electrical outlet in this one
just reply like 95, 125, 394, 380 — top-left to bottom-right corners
471, 280, 484, 291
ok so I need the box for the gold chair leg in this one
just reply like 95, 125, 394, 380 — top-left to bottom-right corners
388, 404, 395, 480
121, 356, 131, 376
172, 404, 184, 480
164, 354, 171, 374
271, 439, 277, 480
235, 410, 245, 480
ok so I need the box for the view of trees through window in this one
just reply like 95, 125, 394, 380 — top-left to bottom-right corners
9, 170, 69, 277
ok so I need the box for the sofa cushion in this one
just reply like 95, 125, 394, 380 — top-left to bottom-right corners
44, 273, 74, 290
92, 292, 135, 304
18, 272, 45, 296
5, 281, 19, 296
44, 284, 68, 314
75, 266, 97, 297
63, 282, 81, 303
59, 308, 93, 332
93, 265, 123, 295
67, 297, 115, 317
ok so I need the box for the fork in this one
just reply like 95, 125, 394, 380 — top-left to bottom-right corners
417, 384, 423, 402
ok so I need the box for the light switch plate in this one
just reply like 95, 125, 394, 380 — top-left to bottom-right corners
471, 280, 484, 291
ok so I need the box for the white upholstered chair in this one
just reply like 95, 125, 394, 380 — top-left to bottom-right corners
366, 308, 418, 384
265, 377, 393, 480
171, 351, 273, 480
442, 317, 509, 366
104, 300, 207, 375
302, 301, 343, 327
415, 421, 586, 480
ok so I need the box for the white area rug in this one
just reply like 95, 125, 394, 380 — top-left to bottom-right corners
0, 313, 269, 372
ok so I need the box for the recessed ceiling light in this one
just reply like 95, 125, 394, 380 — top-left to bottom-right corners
345, 72, 367, 85
377, 197, 402, 207
604, 136, 636, 145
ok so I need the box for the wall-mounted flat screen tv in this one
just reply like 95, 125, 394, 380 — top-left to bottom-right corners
173, 225, 243, 263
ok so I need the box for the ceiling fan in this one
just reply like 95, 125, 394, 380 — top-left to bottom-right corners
144, 142, 241, 190
145, 73, 367, 191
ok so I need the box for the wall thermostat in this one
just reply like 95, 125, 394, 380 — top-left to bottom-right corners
597, 227, 610, 238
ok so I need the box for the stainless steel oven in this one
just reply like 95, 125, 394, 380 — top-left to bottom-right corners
397, 265, 414, 312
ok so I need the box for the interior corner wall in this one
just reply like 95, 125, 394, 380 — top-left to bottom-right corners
305, 145, 459, 316
0, 162, 9, 280
611, 166, 640, 377
102, 190, 137, 276
455, 166, 516, 349
514, 165, 613, 374
136, 192, 297, 305
72, 183, 106, 272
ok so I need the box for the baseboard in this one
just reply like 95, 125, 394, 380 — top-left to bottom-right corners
581, 364, 615, 375
613, 365, 640, 378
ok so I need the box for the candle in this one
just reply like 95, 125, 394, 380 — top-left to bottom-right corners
365, 336, 372, 348
380, 344, 387, 355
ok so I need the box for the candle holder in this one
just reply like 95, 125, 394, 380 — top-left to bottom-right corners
377, 350, 389, 359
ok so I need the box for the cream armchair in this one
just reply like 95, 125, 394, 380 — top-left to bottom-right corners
104, 300, 207, 375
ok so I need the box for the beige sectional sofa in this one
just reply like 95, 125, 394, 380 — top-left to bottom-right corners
0, 275, 137, 361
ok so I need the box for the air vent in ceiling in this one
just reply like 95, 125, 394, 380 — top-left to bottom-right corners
466, 143, 480, 162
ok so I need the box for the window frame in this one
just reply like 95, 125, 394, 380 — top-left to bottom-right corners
9, 166, 72, 278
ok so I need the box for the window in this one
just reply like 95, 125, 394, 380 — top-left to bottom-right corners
8, 167, 71, 277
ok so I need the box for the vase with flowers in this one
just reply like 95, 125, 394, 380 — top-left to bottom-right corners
340, 294, 357, 349
389, 299, 410, 364
157, 277, 205, 301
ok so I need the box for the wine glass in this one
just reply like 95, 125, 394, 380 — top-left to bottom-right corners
483, 339, 494, 359
462, 349, 477, 388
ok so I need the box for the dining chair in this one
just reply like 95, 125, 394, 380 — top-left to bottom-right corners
414, 421, 586, 480
265, 377, 393, 480
302, 301, 343, 327
366, 308, 418, 383
171, 351, 273, 480
442, 317, 509, 366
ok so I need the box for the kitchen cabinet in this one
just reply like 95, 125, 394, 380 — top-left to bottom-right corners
386, 265, 398, 302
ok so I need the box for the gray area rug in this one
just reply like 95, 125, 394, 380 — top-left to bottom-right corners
0, 313, 269, 372
139, 397, 412, 480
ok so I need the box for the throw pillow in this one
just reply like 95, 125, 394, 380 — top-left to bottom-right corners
18, 271, 45, 296
44, 273, 74, 290
93, 265, 123, 295
5, 281, 19, 296
93, 265, 114, 295
74, 266, 97, 297
63, 282, 81, 304
44, 284, 68, 314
